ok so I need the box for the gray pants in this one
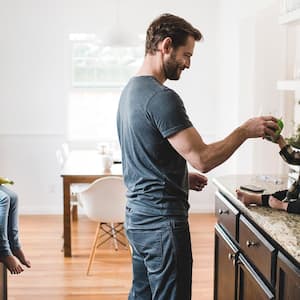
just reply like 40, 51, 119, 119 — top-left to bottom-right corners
125, 208, 193, 300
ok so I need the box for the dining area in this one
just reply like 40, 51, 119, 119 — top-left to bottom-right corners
59, 145, 123, 257
6, 152, 216, 298
7, 144, 136, 299
5, 143, 216, 300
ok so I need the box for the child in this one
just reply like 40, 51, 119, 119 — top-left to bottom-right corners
0, 184, 31, 274
236, 135, 300, 214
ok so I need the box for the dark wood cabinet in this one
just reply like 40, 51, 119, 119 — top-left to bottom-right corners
214, 190, 300, 300
239, 215, 276, 286
0, 263, 7, 300
215, 191, 239, 240
276, 252, 300, 299
237, 255, 274, 300
214, 224, 238, 300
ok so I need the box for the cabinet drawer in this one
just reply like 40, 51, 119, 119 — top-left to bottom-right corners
215, 191, 239, 240
239, 215, 276, 286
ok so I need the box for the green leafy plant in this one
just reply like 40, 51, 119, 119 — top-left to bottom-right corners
286, 124, 300, 149
0, 177, 14, 185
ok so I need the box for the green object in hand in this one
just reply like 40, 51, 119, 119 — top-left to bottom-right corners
274, 118, 284, 139
0, 177, 14, 185
266, 118, 284, 142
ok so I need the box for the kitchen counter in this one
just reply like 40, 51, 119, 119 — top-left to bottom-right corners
213, 174, 300, 265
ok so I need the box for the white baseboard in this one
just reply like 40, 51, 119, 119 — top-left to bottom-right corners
19, 205, 63, 215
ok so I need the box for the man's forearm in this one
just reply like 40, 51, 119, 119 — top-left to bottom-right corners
197, 126, 247, 172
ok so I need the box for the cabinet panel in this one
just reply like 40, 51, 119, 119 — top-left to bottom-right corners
214, 224, 238, 300
215, 191, 239, 240
276, 252, 300, 300
239, 215, 276, 286
237, 255, 274, 300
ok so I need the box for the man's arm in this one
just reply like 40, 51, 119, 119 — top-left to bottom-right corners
168, 116, 278, 173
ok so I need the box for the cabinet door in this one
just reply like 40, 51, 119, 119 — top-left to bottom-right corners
276, 252, 300, 300
237, 254, 274, 300
0, 263, 7, 300
214, 224, 238, 300
239, 215, 276, 285
215, 191, 239, 240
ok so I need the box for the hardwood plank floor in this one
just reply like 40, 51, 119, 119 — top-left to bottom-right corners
7, 213, 216, 299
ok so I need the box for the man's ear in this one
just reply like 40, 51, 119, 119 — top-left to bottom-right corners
161, 37, 173, 54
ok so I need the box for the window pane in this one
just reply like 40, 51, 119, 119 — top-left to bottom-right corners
71, 42, 143, 87
68, 34, 144, 143
68, 89, 120, 142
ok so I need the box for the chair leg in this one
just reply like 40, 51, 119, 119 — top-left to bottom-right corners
111, 223, 119, 251
86, 223, 101, 275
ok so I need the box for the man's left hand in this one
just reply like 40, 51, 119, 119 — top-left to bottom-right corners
188, 172, 208, 191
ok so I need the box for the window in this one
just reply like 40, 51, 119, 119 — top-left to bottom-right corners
68, 88, 121, 142
68, 34, 144, 143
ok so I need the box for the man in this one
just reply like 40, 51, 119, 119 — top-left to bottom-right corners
117, 13, 278, 300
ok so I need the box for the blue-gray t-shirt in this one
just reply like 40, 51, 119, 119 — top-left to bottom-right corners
117, 76, 193, 217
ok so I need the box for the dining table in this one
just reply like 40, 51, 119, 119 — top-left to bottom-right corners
60, 150, 122, 257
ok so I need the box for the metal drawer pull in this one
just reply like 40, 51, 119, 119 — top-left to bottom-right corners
228, 253, 236, 260
218, 208, 229, 215
228, 253, 236, 265
246, 240, 257, 247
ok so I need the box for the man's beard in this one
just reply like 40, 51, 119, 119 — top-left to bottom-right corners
163, 52, 182, 80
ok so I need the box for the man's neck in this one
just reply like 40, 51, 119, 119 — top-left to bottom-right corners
136, 54, 166, 84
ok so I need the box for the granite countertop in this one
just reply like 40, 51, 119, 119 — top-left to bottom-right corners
212, 174, 300, 264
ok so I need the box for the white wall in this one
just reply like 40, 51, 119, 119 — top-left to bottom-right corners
216, 0, 285, 176
0, 0, 285, 214
0, 1, 68, 214
191, 0, 286, 212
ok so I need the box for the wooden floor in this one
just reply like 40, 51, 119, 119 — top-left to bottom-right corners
8, 214, 216, 300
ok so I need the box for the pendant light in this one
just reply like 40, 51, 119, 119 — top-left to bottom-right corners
100, 0, 138, 47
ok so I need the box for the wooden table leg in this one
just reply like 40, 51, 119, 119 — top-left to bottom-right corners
63, 179, 72, 257
71, 204, 78, 222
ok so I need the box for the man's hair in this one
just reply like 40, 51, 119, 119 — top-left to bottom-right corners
145, 13, 203, 55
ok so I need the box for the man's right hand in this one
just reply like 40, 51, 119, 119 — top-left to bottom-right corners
240, 116, 279, 139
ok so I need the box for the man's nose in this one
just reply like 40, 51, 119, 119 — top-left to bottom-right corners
184, 58, 191, 68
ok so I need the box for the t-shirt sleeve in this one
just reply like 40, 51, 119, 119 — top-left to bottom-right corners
146, 89, 193, 138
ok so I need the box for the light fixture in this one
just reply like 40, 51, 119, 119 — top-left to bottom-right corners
100, 0, 141, 47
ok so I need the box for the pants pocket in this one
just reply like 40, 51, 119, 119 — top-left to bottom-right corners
127, 229, 162, 272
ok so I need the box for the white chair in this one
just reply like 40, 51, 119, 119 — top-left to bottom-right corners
79, 176, 127, 275
56, 148, 65, 168
61, 142, 70, 161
